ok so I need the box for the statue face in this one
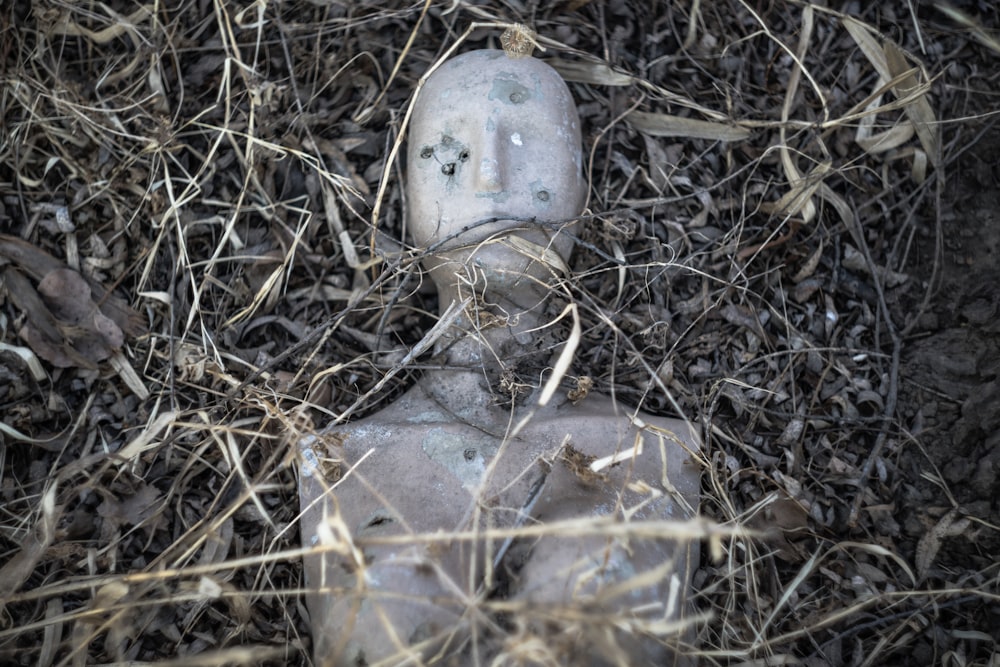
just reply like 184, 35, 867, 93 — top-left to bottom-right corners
407, 50, 585, 264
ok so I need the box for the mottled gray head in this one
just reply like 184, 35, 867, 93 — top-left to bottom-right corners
407, 49, 585, 266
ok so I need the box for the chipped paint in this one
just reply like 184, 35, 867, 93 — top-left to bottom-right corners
301, 446, 319, 478
422, 427, 498, 490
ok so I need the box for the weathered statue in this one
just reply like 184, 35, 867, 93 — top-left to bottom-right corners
299, 49, 702, 666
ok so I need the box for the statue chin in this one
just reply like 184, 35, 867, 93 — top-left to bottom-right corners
423, 236, 566, 296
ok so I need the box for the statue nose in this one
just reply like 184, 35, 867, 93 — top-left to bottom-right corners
474, 134, 505, 193
477, 157, 503, 192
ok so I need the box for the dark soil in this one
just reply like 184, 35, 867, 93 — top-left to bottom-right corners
898, 127, 1000, 575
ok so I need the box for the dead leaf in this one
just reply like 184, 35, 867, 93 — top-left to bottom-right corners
5, 267, 97, 369
547, 57, 635, 86
18, 268, 121, 367
752, 495, 811, 562
628, 110, 751, 142
39, 268, 124, 345
916, 509, 972, 581
0, 484, 59, 607
0, 234, 145, 338
0, 235, 144, 369
791, 239, 825, 283
97, 483, 162, 531
843, 17, 940, 167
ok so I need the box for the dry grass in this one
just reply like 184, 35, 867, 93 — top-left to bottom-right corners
1, 1, 999, 665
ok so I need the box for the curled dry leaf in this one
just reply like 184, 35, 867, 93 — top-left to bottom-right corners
791, 239, 825, 283
547, 57, 635, 86
627, 110, 751, 142
915, 509, 972, 582
752, 495, 811, 562
843, 244, 909, 288
96, 483, 162, 532
0, 484, 58, 607
843, 17, 940, 168
18, 268, 124, 368
0, 234, 144, 369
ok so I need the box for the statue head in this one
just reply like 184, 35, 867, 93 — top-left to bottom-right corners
407, 49, 586, 294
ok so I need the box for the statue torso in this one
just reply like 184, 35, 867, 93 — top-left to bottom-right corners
300, 373, 700, 544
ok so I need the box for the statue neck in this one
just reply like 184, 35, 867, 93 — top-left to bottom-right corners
421, 245, 557, 359
408, 265, 555, 423
432, 280, 552, 368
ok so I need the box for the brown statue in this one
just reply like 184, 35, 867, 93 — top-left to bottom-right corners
299, 49, 702, 666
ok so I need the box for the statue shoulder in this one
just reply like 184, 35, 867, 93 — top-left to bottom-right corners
536, 397, 696, 440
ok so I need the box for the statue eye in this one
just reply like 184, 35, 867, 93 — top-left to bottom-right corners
458, 149, 470, 162
420, 146, 434, 159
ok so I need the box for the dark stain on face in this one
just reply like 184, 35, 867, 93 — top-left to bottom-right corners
488, 76, 532, 106
421, 134, 471, 182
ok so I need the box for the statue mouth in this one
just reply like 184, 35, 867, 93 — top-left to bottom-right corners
431, 215, 538, 248
455, 214, 577, 259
